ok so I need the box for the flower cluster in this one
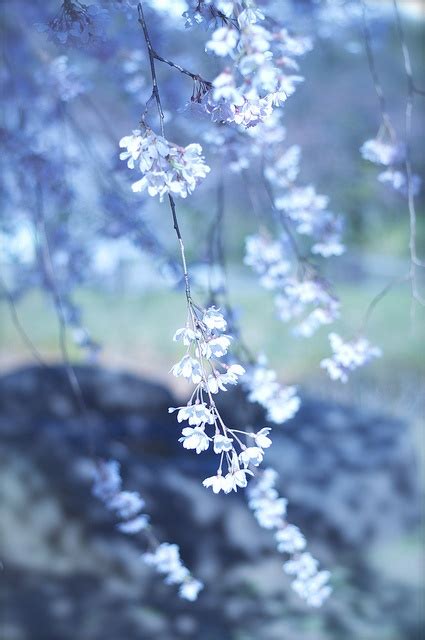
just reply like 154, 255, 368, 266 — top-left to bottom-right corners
36, 1, 108, 48
92, 459, 150, 534
275, 186, 345, 259
121, 50, 146, 97
361, 136, 421, 195
119, 128, 210, 200
187, 1, 311, 127
360, 138, 404, 166
44, 55, 88, 102
92, 459, 203, 600
170, 305, 272, 492
256, 124, 345, 259
245, 233, 340, 337
247, 468, 332, 607
320, 332, 382, 383
242, 356, 300, 425
143, 543, 204, 601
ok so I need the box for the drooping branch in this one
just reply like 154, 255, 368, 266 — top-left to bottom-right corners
137, 1, 193, 305
359, 0, 424, 311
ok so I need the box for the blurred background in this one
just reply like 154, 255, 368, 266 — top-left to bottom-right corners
0, 1, 424, 639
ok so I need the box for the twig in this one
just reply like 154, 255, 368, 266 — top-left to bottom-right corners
360, 0, 396, 140
260, 165, 304, 263
33, 183, 95, 454
137, 2, 193, 305
0, 274, 48, 368
392, 0, 425, 306
358, 273, 410, 334
359, 0, 424, 312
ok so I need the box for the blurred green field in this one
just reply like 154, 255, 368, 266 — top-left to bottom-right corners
1, 272, 424, 388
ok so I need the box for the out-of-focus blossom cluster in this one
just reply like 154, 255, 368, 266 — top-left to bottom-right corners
238, 114, 343, 338
92, 459, 149, 533
144, 544, 203, 601
361, 136, 421, 196
36, 1, 108, 48
185, 0, 311, 127
247, 468, 332, 607
320, 332, 382, 383
242, 355, 300, 425
244, 233, 340, 337
170, 305, 274, 492
43, 55, 88, 102
92, 460, 203, 600
121, 49, 146, 97
258, 120, 345, 259
119, 127, 210, 200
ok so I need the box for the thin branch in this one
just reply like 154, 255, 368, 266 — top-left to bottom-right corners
0, 274, 48, 368
359, 0, 424, 313
392, 0, 425, 303
260, 166, 304, 263
138, 2, 193, 305
358, 273, 410, 334
33, 184, 95, 454
151, 51, 212, 90
359, 0, 396, 140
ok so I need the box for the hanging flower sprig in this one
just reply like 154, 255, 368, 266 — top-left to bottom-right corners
92, 459, 204, 601
247, 468, 332, 608
170, 303, 273, 493
119, 126, 210, 201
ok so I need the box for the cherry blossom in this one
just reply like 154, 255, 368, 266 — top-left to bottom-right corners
119, 128, 210, 200
321, 332, 382, 383
247, 469, 332, 607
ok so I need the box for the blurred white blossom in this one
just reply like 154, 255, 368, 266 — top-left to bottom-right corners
321, 332, 382, 383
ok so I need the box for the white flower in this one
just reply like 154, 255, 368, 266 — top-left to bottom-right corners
223, 468, 254, 492
233, 96, 273, 127
275, 525, 306, 553
171, 355, 202, 383
237, 7, 265, 28
179, 426, 210, 454
243, 358, 300, 425
120, 128, 210, 201
321, 332, 382, 383
142, 543, 202, 600
165, 564, 190, 585
244, 234, 291, 290
360, 138, 402, 166
107, 491, 145, 519
119, 129, 144, 169
255, 497, 287, 528
206, 26, 238, 57
212, 71, 244, 106
240, 446, 264, 467
213, 434, 234, 454
143, 543, 181, 574
92, 460, 122, 500
202, 472, 227, 494
169, 403, 215, 426
203, 306, 227, 331
179, 578, 204, 601
202, 335, 232, 359
117, 514, 149, 534
173, 327, 197, 345
254, 427, 272, 449
204, 363, 245, 394
284, 552, 318, 580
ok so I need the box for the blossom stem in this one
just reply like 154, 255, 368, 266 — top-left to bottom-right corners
33, 183, 95, 456
137, 2, 193, 306
0, 273, 48, 368
392, 0, 425, 309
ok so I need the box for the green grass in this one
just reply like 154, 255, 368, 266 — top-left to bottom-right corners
1, 274, 424, 385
